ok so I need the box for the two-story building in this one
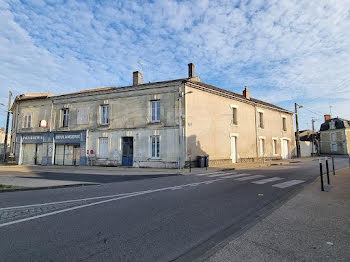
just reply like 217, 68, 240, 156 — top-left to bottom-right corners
10, 63, 295, 168
319, 114, 350, 155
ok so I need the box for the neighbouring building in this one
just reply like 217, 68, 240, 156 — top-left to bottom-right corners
319, 114, 350, 155
10, 64, 295, 168
296, 129, 319, 157
0, 127, 11, 156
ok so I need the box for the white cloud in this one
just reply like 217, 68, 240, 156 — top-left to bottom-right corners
0, 0, 350, 128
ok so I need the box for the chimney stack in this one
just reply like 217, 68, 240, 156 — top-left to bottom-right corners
188, 63, 195, 78
133, 71, 143, 85
243, 86, 250, 99
324, 114, 331, 121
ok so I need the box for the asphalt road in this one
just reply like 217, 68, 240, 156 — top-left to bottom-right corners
0, 158, 348, 262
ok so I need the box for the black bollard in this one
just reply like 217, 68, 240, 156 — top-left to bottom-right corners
189, 156, 192, 173
320, 163, 324, 191
332, 157, 335, 176
326, 159, 330, 185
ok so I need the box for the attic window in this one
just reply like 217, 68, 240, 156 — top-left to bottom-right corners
330, 121, 335, 130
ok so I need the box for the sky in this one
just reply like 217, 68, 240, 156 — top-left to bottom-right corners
1, 0, 350, 130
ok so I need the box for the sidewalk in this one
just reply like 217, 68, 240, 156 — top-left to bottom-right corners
205, 168, 350, 262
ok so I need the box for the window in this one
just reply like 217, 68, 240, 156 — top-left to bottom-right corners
62, 109, 69, 127
331, 133, 336, 142
258, 112, 264, 128
259, 138, 265, 156
272, 139, 277, 155
151, 100, 160, 122
232, 107, 238, 125
99, 137, 109, 158
151, 136, 160, 158
23, 114, 32, 128
100, 105, 109, 125
282, 117, 287, 131
331, 143, 337, 152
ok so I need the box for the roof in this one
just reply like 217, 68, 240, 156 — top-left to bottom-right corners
185, 80, 292, 113
320, 117, 350, 131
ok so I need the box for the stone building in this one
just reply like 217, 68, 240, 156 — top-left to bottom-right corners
319, 114, 350, 155
10, 64, 295, 168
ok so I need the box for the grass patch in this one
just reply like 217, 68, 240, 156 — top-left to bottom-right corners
0, 184, 22, 191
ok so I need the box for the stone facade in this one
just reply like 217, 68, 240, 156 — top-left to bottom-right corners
10, 65, 296, 168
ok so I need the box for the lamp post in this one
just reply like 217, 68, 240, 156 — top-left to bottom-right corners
295, 103, 303, 158
2, 91, 12, 162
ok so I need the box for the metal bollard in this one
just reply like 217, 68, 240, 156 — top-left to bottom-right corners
326, 159, 330, 185
320, 163, 324, 191
189, 156, 192, 173
332, 157, 335, 176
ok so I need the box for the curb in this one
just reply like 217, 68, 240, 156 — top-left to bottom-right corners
0, 183, 98, 193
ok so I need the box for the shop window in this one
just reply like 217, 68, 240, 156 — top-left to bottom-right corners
62, 109, 69, 127
100, 105, 109, 125
150, 100, 160, 122
150, 136, 160, 158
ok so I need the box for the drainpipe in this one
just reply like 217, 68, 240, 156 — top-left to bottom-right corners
254, 104, 259, 159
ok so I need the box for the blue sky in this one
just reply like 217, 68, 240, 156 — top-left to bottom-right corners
1, 0, 349, 130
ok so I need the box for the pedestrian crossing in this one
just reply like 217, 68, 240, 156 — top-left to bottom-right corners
194, 171, 304, 189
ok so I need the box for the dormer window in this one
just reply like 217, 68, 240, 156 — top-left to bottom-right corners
330, 121, 335, 130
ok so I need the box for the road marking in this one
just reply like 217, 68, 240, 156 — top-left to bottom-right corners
194, 171, 223, 176
272, 180, 305, 188
222, 173, 253, 179
252, 177, 284, 184
208, 172, 237, 177
0, 192, 140, 211
235, 175, 265, 181
0, 178, 224, 228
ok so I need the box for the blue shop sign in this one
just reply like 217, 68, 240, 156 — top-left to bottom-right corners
22, 134, 44, 143
54, 132, 84, 143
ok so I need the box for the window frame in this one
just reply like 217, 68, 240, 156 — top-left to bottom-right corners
23, 113, 32, 128
100, 105, 110, 125
282, 116, 287, 131
272, 138, 278, 155
258, 111, 264, 129
150, 100, 161, 123
259, 137, 265, 157
150, 135, 160, 158
62, 108, 69, 128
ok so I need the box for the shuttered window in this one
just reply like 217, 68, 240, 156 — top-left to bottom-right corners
99, 137, 109, 158
100, 105, 109, 125
23, 114, 32, 128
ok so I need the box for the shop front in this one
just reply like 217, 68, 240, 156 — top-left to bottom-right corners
19, 133, 45, 165
54, 131, 86, 166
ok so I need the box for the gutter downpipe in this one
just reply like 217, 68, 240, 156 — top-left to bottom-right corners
254, 104, 259, 159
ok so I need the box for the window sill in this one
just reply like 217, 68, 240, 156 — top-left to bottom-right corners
98, 124, 110, 127
230, 123, 239, 127
149, 157, 161, 160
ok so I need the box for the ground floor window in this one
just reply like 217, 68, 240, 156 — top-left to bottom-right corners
272, 139, 277, 155
99, 137, 109, 158
259, 138, 265, 157
151, 136, 160, 158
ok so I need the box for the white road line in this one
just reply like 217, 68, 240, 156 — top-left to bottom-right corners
0, 178, 224, 228
208, 172, 237, 177
0, 192, 139, 211
252, 177, 284, 184
272, 180, 305, 188
235, 175, 265, 181
223, 173, 253, 179
194, 171, 223, 176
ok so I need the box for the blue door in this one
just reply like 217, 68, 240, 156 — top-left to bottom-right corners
122, 137, 133, 166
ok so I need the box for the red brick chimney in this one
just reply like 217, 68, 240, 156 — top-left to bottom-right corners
324, 114, 331, 121
243, 86, 250, 99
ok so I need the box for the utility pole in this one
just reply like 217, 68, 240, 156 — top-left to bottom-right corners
311, 118, 315, 156
3, 91, 12, 163
295, 102, 301, 158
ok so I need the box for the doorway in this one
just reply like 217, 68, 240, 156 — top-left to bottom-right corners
281, 139, 289, 159
122, 137, 133, 166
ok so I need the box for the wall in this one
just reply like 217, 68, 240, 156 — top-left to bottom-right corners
320, 130, 348, 154
184, 84, 295, 163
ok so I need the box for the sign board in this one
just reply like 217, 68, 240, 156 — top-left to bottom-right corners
22, 134, 44, 143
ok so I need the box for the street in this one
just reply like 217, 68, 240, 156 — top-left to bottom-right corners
0, 158, 348, 262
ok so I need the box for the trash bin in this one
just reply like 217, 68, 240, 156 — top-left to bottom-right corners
205, 155, 209, 167
197, 156, 205, 168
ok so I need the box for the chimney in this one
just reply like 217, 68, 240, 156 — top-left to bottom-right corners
324, 114, 331, 121
133, 71, 143, 85
243, 86, 250, 99
188, 63, 195, 78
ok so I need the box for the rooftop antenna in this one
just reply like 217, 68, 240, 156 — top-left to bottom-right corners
329, 105, 332, 115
